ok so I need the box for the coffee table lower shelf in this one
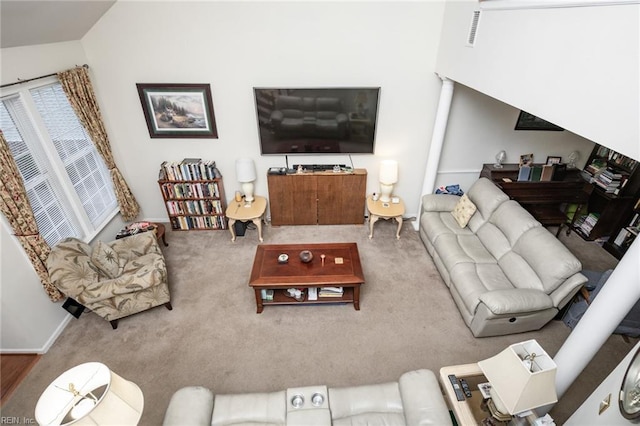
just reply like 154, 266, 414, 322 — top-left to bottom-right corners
254, 287, 358, 313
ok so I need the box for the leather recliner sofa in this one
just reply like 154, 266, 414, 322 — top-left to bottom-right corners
162, 369, 451, 426
419, 177, 587, 337
270, 95, 349, 139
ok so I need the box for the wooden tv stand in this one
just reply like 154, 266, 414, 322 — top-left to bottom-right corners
267, 168, 367, 226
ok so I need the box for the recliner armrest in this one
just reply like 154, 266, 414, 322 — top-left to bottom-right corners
421, 194, 460, 213
163, 386, 214, 426
399, 369, 452, 426
479, 289, 554, 315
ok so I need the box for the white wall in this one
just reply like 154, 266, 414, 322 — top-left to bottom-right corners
434, 83, 596, 192
80, 1, 447, 222
436, 1, 639, 161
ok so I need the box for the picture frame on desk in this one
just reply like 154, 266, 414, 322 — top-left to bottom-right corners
519, 153, 534, 167
546, 156, 562, 165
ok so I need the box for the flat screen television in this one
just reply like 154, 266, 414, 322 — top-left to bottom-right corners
254, 87, 380, 155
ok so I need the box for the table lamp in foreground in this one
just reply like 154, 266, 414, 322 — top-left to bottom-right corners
35, 362, 143, 425
478, 339, 557, 421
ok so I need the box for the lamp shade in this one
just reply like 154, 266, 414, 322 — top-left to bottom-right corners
35, 362, 143, 425
235, 158, 256, 183
379, 160, 398, 185
478, 339, 557, 415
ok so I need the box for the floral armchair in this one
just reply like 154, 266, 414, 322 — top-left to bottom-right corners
46, 232, 171, 329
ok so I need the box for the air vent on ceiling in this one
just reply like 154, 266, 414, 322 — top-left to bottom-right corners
467, 10, 481, 47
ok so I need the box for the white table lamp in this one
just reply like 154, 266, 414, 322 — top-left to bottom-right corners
35, 362, 144, 425
379, 160, 398, 203
236, 158, 257, 203
478, 339, 557, 420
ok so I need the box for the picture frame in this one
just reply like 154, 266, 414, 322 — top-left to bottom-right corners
514, 111, 564, 131
519, 153, 534, 167
546, 156, 562, 165
136, 83, 218, 138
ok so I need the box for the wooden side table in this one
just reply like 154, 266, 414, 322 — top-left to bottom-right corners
439, 363, 488, 426
366, 195, 405, 239
226, 195, 267, 242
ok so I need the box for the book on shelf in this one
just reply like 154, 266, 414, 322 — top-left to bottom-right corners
319, 287, 344, 297
159, 159, 221, 182
530, 165, 543, 182
540, 165, 554, 181
517, 166, 531, 182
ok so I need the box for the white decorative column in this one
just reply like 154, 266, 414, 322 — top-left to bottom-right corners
553, 238, 640, 398
415, 75, 454, 230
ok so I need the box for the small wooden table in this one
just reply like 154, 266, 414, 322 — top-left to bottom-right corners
367, 195, 405, 239
226, 195, 267, 242
248, 243, 365, 313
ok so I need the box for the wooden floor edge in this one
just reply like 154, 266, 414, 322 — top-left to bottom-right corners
1, 354, 41, 407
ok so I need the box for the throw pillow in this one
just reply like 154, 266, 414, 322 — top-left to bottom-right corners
91, 241, 122, 279
451, 194, 477, 228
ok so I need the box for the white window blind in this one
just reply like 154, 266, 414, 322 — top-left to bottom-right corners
0, 81, 117, 246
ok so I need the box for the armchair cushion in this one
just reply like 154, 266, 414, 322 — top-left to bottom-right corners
91, 241, 123, 279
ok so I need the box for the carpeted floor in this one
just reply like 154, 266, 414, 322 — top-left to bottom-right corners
2, 221, 634, 425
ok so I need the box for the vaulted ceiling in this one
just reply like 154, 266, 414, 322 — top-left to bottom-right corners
1, 1, 116, 48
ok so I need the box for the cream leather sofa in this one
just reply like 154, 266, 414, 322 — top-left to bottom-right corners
419, 177, 587, 337
162, 369, 451, 426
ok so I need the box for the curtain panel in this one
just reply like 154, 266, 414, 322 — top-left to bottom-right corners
57, 66, 140, 221
0, 131, 63, 301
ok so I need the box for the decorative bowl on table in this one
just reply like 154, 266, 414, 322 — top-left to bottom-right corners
299, 250, 313, 263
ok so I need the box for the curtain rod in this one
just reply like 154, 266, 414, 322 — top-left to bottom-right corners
0, 64, 89, 89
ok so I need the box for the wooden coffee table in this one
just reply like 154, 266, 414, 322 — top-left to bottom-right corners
249, 243, 364, 313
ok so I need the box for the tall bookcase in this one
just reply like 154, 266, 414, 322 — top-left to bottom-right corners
158, 160, 227, 231
574, 144, 640, 253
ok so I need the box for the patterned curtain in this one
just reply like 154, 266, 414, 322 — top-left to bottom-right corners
57, 66, 140, 221
0, 131, 63, 301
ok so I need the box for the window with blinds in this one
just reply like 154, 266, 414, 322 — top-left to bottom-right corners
0, 81, 117, 246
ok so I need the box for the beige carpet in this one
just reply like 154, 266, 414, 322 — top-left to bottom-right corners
2, 221, 635, 425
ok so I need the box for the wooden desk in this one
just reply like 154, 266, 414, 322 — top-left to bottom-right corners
480, 164, 592, 235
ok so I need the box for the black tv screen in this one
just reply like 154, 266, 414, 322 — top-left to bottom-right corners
254, 87, 380, 155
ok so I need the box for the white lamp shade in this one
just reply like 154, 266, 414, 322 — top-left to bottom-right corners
379, 160, 398, 185
478, 339, 558, 415
236, 158, 257, 183
35, 362, 144, 426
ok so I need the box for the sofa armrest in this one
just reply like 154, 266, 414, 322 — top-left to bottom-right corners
479, 289, 554, 315
421, 194, 460, 213
163, 386, 214, 426
399, 369, 452, 426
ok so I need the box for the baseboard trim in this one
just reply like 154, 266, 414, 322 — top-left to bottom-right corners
1, 315, 72, 354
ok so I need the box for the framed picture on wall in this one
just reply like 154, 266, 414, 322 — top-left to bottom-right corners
514, 111, 564, 131
546, 156, 562, 165
136, 83, 218, 138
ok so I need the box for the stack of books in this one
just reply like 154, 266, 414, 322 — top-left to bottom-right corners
319, 287, 344, 298
594, 168, 625, 193
575, 212, 600, 237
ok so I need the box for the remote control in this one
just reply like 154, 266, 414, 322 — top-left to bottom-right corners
448, 374, 466, 401
460, 378, 472, 398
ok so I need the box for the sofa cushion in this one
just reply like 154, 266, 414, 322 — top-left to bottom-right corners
451, 194, 477, 228
466, 178, 510, 233
512, 226, 583, 293
450, 263, 514, 314
91, 241, 123, 279
329, 381, 404, 425
212, 391, 286, 426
